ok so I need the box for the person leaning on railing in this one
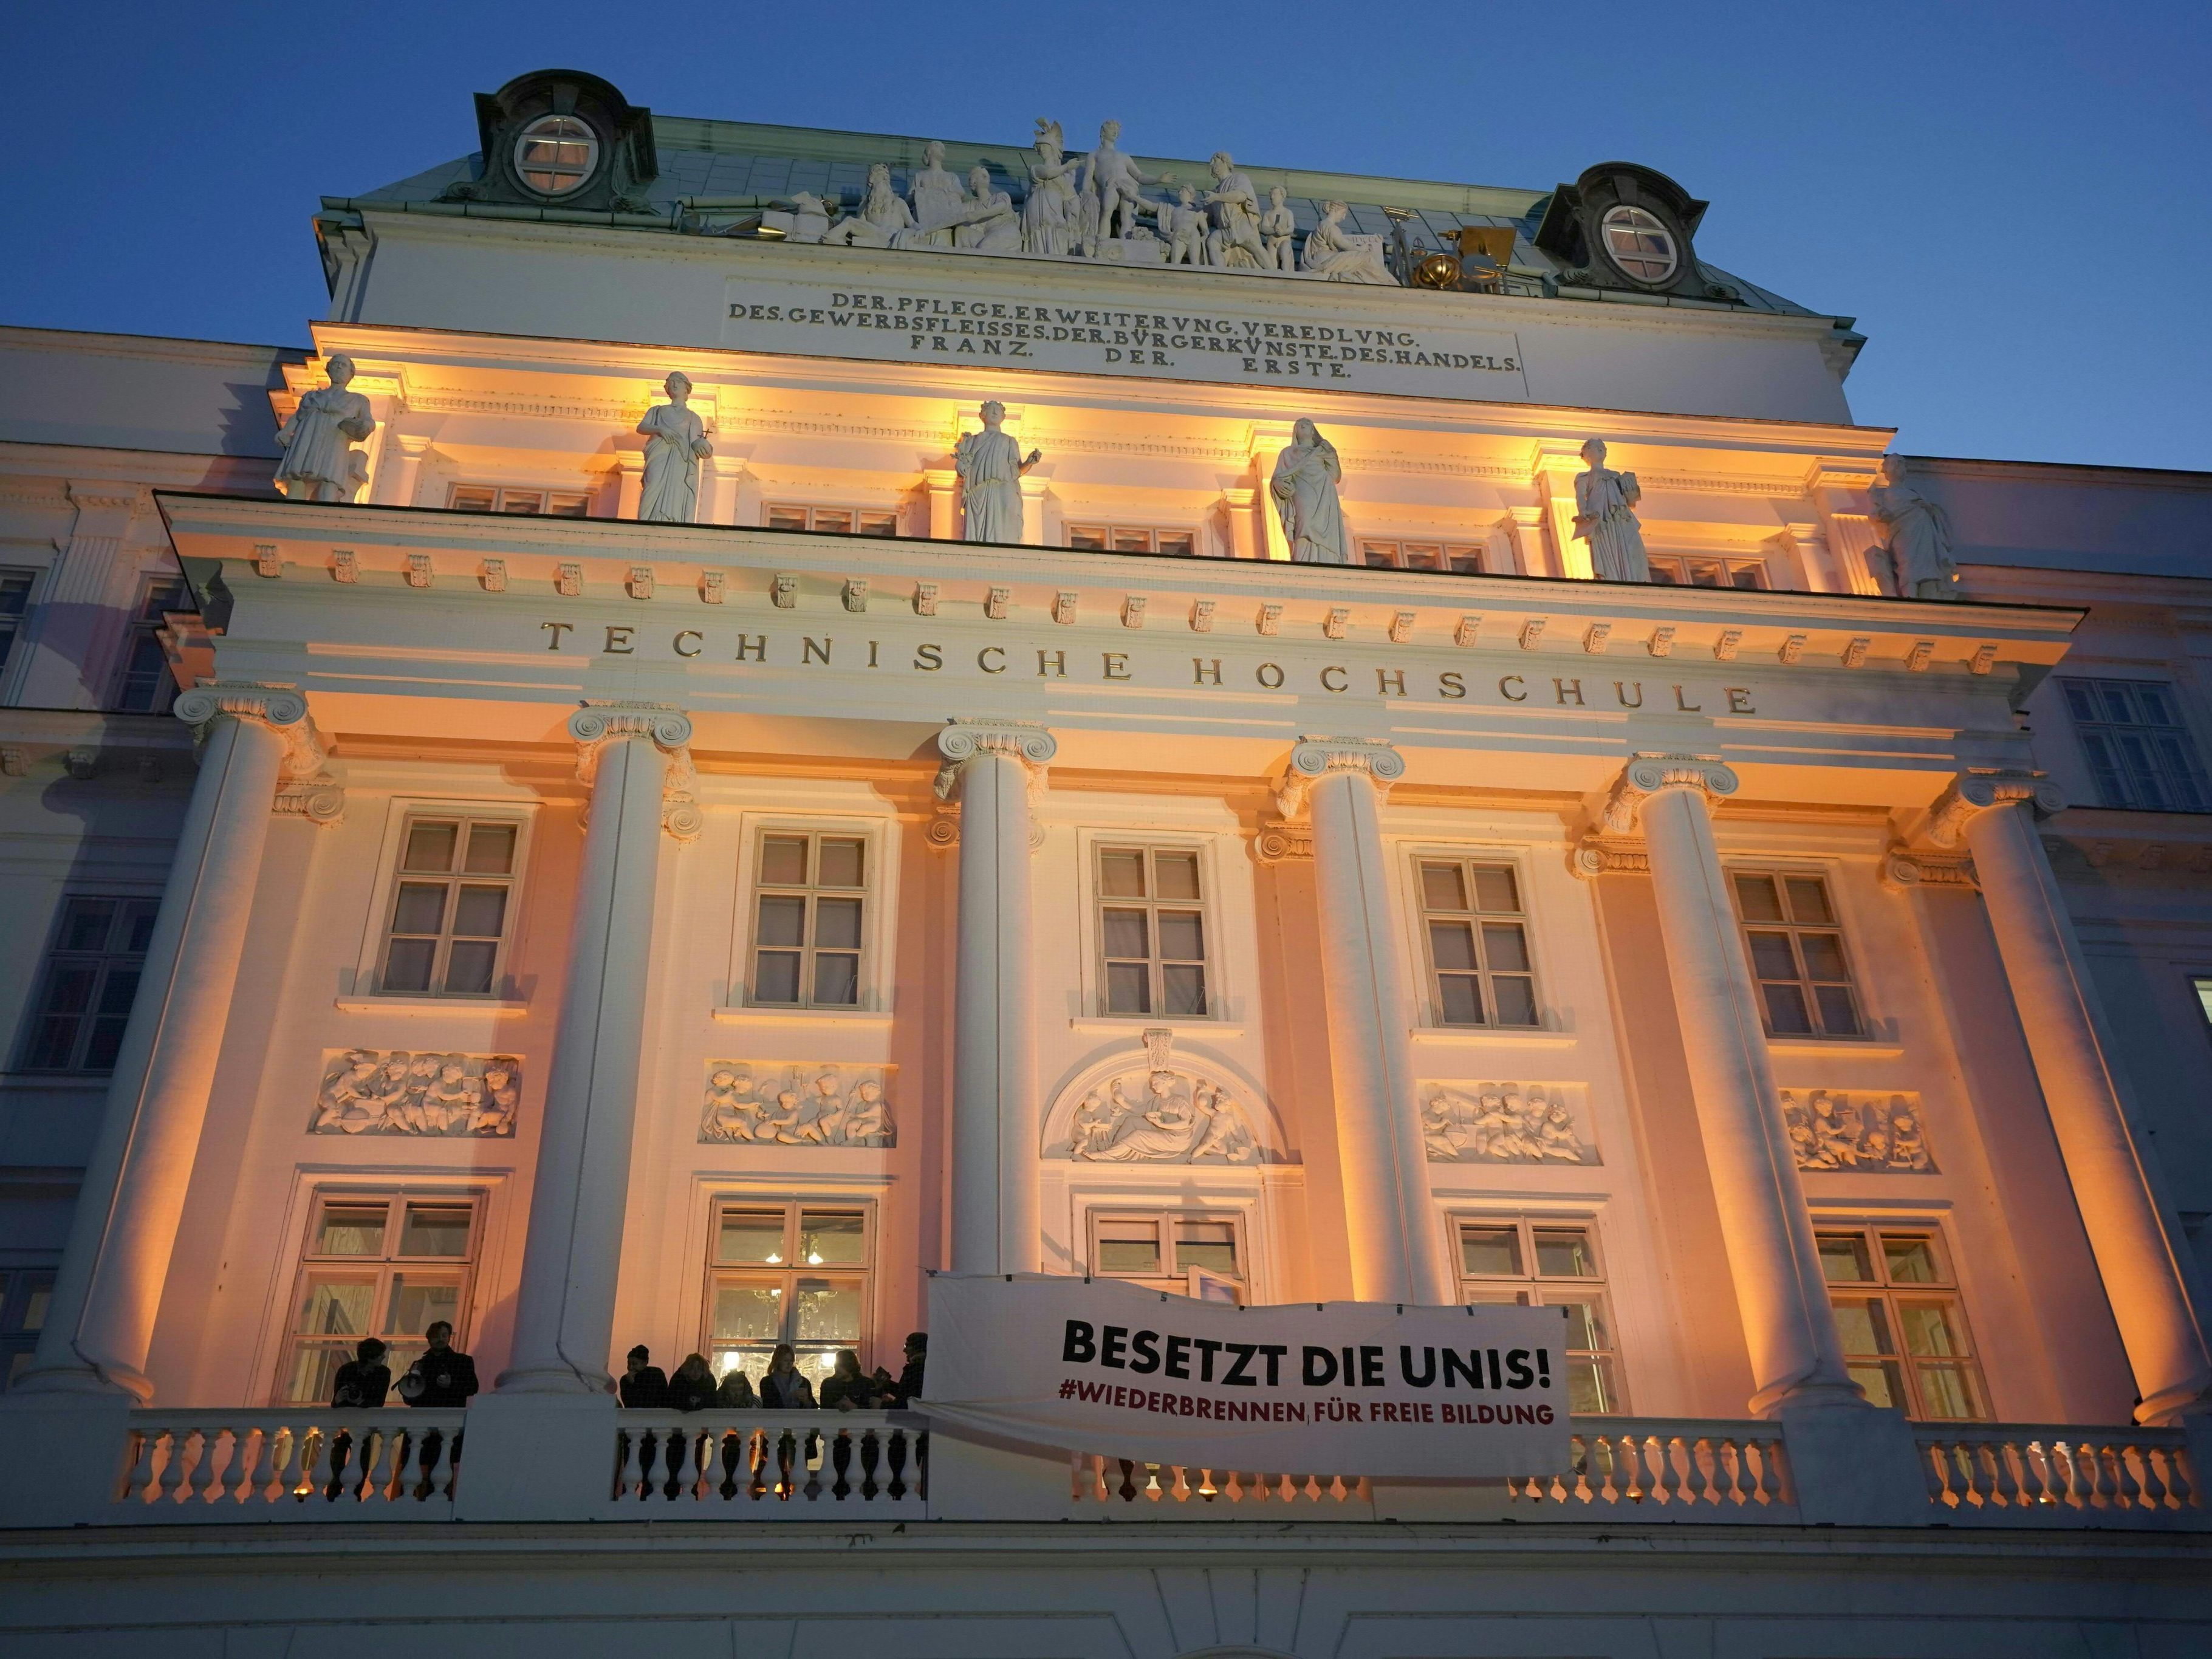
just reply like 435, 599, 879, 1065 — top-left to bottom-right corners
397, 1322, 479, 1408
872, 1331, 925, 1406
330, 1336, 391, 1408
820, 1349, 881, 1411
758, 1344, 818, 1409
618, 1345, 668, 1408
667, 1353, 719, 1411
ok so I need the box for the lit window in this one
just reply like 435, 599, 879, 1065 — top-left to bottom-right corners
1456, 1217, 1621, 1413
19, 896, 159, 1073
1646, 555, 1767, 589
1096, 846, 1210, 1017
705, 1202, 871, 1387
2061, 679, 2211, 813
379, 816, 522, 996
1089, 1209, 1245, 1299
1360, 540, 1490, 575
750, 831, 868, 1007
1818, 1226, 1988, 1420
448, 484, 594, 518
765, 504, 902, 537
1598, 204, 1677, 284
513, 114, 599, 197
1731, 872, 1862, 1038
0, 1268, 56, 1391
111, 576, 188, 714
1417, 858, 1538, 1027
0, 567, 34, 673
1066, 525, 1197, 556
279, 1192, 481, 1404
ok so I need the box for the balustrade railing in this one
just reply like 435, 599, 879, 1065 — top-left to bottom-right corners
1507, 1420, 1793, 1516
610, 1412, 925, 1510
1068, 1455, 1368, 1506
1917, 1423, 2198, 1519
116, 1408, 463, 1518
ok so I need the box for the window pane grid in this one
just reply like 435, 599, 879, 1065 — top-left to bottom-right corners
705, 1202, 873, 1386
1096, 847, 1209, 1017
1359, 539, 1490, 575
751, 832, 868, 1008
380, 817, 520, 997
448, 484, 595, 518
0, 567, 36, 673
1090, 1209, 1245, 1297
1732, 872, 1863, 1038
110, 576, 188, 713
1815, 1226, 1988, 1420
19, 896, 159, 1072
2061, 677, 2211, 811
1646, 555, 1767, 589
280, 1194, 480, 1404
765, 504, 902, 537
1417, 858, 1538, 1027
1456, 1219, 1620, 1414
1066, 525, 1196, 556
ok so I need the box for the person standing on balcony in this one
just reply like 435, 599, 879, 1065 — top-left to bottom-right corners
618, 1345, 668, 1408
820, 1349, 880, 1411
397, 1321, 479, 1408
330, 1337, 391, 1409
715, 1364, 758, 1408
758, 1344, 818, 1409
667, 1353, 719, 1412
874, 1331, 926, 1406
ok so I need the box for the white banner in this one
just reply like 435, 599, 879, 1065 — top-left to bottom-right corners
921, 1274, 1570, 1478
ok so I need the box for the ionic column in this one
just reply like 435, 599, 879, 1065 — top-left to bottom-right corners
1600, 754, 1864, 1415
1284, 737, 1454, 1305
498, 704, 697, 1394
936, 719, 1055, 1275
11, 683, 327, 1400
1930, 773, 2212, 1422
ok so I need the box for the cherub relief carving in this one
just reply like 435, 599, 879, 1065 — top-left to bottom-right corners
1420, 1083, 1594, 1165
1781, 1090, 1936, 1172
310, 1049, 521, 1137
700, 1063, 897, 1147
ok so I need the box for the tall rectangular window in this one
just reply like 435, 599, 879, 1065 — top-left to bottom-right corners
1818, 1226, 1988, 1420
750, 832, 867, 1007
1417, 858, 1537, 1026
1089, 1208, 1245, 1299
279, 1193, 481, 1404
766, 505, 900, 537
0, 567, 34, 673
111, 576, 188, 714
380, 816, 521, 996
19, 897, 159, 1072
0, 1268, 55, 1390
1456, 1218, 1621, 1414
1096, 846, 1208, 1016
1732, 872, 1862, 1038
704, 1202, 872, 1387
2061, 679, 2211, 812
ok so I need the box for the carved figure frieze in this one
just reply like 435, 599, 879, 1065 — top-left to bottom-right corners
1044, 1029, 1277, 1165
701, 1062, 895, 1147
1780, 1089, 1936, 1172
311, 1049, 521, 1137
1421, 1083, 1595, 1165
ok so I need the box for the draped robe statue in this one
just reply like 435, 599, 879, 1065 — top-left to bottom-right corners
635, 372, 714, 523
274, 355, 375, 502
1022, 120, 1081, 255
954, 401, 1039, 543
906, 142, 965, 248
1869, 459, 1959, 598
1572, 439, 1650, 581
1270, 419, 1351, 564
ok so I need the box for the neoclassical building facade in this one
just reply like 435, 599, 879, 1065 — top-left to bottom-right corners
2, 68, 2211, 1654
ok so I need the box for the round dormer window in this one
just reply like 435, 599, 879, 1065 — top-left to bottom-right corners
1598, 204, 1678, 285
514, 114, 598, 196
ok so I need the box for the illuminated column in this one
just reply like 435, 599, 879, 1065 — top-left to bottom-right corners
371, 432, 433, 507
1505, 504, 1550, 579
498, 704, 698, 1394
11, 684, 327, 1400
1286, 737, 1454, 1305
1600, 754, 1864, 1416
614, 453, 646, 521
937, 719, 1055, 1275
1806, 463, 1886, 595
1247, 422, 1293, 561
1019, 466, 1052, 547
1532, 442, 1589, 581
1930, 773, 2212, 1423
704, 454, 750, 526
14, 483, 144, 710
1221, 486, 1260, 561
924, 468, 959, 540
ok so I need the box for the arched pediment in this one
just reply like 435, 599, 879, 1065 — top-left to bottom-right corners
1041, 1029, 1288, 1165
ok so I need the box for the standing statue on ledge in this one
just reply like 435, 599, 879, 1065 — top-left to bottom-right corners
1081, 120, 1159, 242
954, 401, 1041, 544
1271, 419, 1351, 564
273, 355, 375, 502
1572, 439, 1650, 582
1869, 456, 1959, 599
635, 372, 714, 523
1260, 185, 1298, 272
1202, 152, 1268, 270
1022, 120, 1082, 256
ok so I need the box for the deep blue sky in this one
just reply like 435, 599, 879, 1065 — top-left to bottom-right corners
13, 2, 2207, 470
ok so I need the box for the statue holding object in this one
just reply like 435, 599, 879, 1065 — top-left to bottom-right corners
1572, 438, 1650, 582
954, 400, 1041, 544
274, 355, 376, 502
635, 372, 714, 524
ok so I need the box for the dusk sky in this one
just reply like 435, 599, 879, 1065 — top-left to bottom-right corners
14, 2, 2207, 471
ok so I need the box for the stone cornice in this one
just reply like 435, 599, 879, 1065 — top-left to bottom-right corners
1923, 769, 2066, 849
1594, 752, 1740, 835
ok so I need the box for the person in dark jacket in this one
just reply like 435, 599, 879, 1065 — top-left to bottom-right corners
330, 1337, 391, 1408
619, 1345, 668, 1408
758, 1343, 817, 1409
874, 1331, 926, 1405
668, 1352, 719, 1411
714, 1364, 757, 1408
819, 1349, 879, 1411
397, 1321, 479, 1408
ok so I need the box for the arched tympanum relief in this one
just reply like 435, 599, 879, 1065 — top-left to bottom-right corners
1041, 1028, 1288, 1165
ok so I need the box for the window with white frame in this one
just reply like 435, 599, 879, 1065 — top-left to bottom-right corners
278, 1192, 482, 1404
0, 567, 35, 673
379, 815, 522, 996
514, 113, 598, 197
704, 1201, 872, 1387
1089, 1208, 1246, 1299
0, 1268, 55, 1390
1360, 539, 1490, 574
1817, 1225, 1988, 1420
1455, 1217, 1621, 1413
19, 895, 159, 1072
765, 504, 902, 537
749, 830, 868, 1007
1646, 554, 1767, 590
448, 484, 594, 517
1416, 857, 1538, 1027
1067, 524, 1196, 556
1096, 846, 1210, 1017
2060, 679, 2211, 813
111, 575, 188, 714
1731, 871, 1863, 1038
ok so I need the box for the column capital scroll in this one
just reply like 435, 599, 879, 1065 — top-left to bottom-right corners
934, 718, 1057, 799
1278, 735, 1404, 819
1924, 770, 2065, 849
569, 702, 699, 840
1595, 752, 1739, 835
176, 681, 342, 823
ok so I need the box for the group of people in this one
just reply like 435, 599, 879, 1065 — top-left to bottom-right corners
618, 1333, 926, 1414
327, 1321, 481, 1409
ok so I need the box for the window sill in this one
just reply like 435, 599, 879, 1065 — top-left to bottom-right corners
710, 1005, 894, 1028
1765, 1036, 1906, 1059
333, 997, 530, 1017
1408, 1025, 1580, 1048
1068, 1018, 1247, 1038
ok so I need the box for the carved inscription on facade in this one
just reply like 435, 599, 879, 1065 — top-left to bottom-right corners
701, 1062, 896, 1146
310, 1049, 521, 1137
1421, 1083, 1595, 1165
1781, 1089, 1935, 1172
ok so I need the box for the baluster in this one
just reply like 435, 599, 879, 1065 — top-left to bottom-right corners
1686, 1436, 1719, 1506
2100, 1444, 2132, 1508
695, 1427, 720, 1502
1989, 1440, 2022, 1508
216, 1428, 253, 1504
2090, 1442, 2121, 1508
2044, 1440, 2078, 1508
196, 1428, 233, 1504
1728, 1438, 1758, 1508
1965, 1441, 2001, 1508
2132, 1445, 2168, 1510
1225, 1469, 1245, 1503
416, 1428, 450, 1502
1921, 1442, 1951, 1507
710, 1430, 736, 1502
365, 1428, 401, 1503
156, 1428, 195, 1505
1757, 1438, 1788, 1505
2115, 1443, 2145, 1509
300, 1426, 337, 1503
2167, 1443, 2197, 1509
828, 1429, 852, 1500
612, 1429, 640, 1502
2012, 1438, 2051, 1508
1623, 1434, 1652, 1502
121, 1429, 159, 1505
269, 1427, 303, 1502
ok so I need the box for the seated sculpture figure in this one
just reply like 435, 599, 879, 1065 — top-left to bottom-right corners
1300, 201, 1392, 283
